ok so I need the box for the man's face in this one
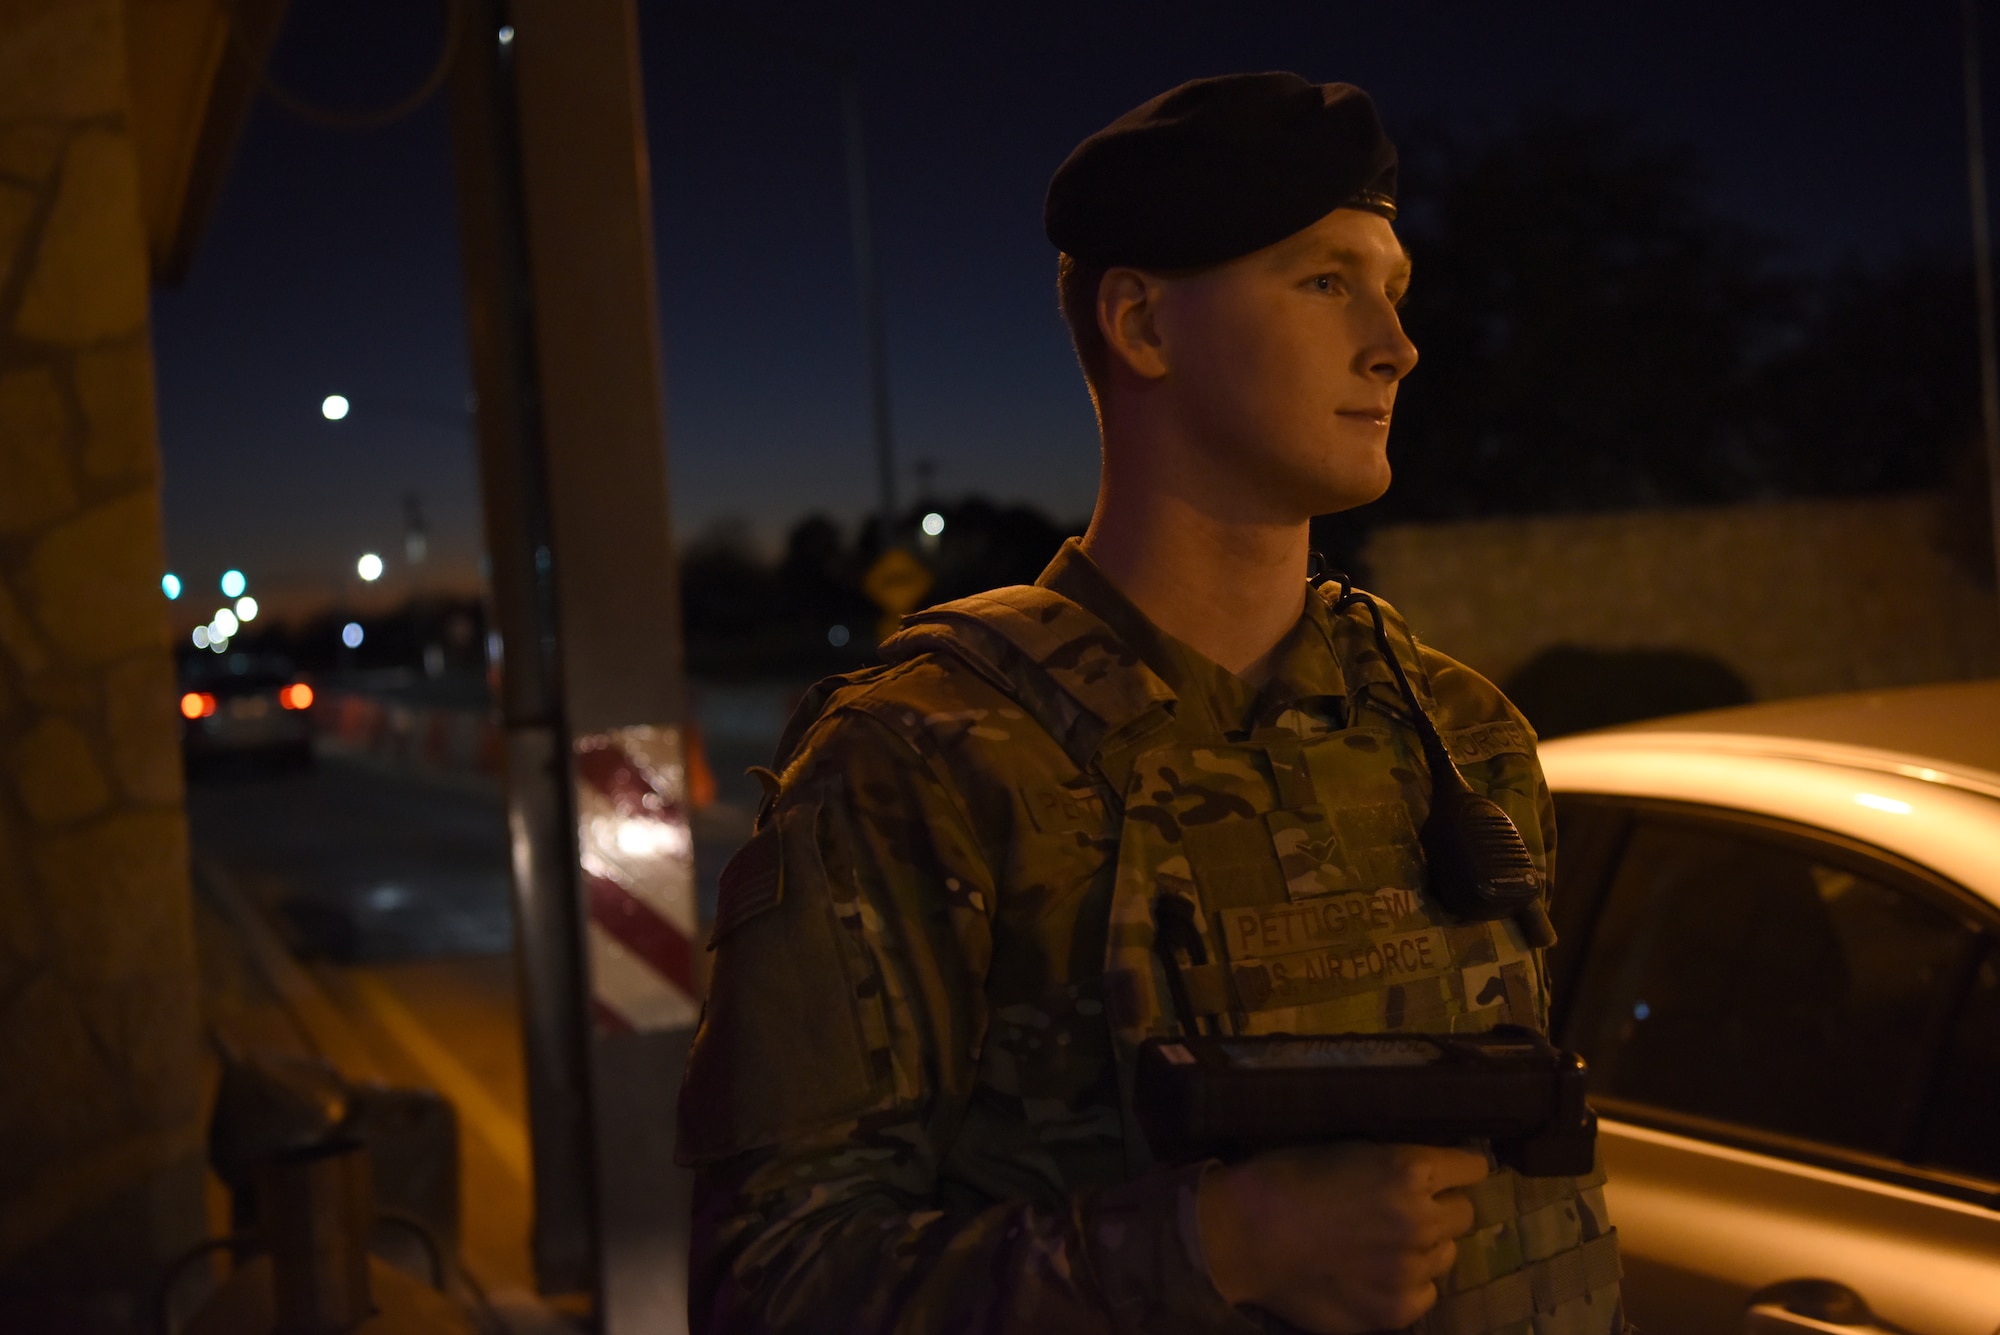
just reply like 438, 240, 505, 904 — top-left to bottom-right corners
1145, 208, 1418, 518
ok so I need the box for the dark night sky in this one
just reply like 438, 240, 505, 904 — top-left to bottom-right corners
149, 0, 1982, 608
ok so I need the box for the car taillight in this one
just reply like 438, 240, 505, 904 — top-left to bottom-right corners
280, 683, 314, 711
180, 692, 216, 720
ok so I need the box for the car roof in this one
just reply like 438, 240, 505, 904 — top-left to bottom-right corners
1580, 677, 2000, 781
181, 652, 298, 683
1540, 678, 2000, 906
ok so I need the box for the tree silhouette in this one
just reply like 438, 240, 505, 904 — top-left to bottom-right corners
1748, 254, 1976, 495
1379, 110, 1793, 519
673, 115, 1993, 676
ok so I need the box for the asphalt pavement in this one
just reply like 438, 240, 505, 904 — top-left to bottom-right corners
186, 753, 514, 962
184, 740, 761, 1320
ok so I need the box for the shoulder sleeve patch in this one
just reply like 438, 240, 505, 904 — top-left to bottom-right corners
676, 793, 892, 1163
1443, 719, 1534, 765
710, 822, 782, 948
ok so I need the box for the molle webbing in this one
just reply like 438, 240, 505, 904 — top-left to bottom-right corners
882, 581, 1445, 798
881, 585, 1177, 794
1423, 1156, 1617, 1335
1421, 1232, 1622, 1335
1464, 1156, 1606, 1228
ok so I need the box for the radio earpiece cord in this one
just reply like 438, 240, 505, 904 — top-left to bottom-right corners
1323, 565, 1558, 949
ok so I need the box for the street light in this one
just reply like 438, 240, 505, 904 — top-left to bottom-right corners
319, 394, 473, 431
220, 569, 246, 598
236, 596, 259, 622
162, 573, 182, 600
357, 553, 384, 582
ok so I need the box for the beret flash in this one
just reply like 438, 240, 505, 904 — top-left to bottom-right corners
1045, 72, 1398, 270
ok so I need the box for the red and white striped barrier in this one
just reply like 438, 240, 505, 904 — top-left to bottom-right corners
319, 693, 704, 809
319, 695, 708, 1032
573, 726, 701, 1034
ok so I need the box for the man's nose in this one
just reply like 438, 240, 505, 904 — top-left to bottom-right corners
1365, 314, 1418, 382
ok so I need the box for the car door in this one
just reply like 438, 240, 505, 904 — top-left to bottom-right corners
1547, 795, 2000, 1335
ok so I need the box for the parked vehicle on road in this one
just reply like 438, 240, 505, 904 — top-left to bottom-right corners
180, 653, 315, 772
1538, 678, 2000, 1335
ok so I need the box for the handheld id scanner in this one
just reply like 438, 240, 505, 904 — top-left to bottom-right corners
1133, 1027, 1596, 1177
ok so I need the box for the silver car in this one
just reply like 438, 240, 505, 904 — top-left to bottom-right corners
1538, 679, 2000, 1335
180, 653, 315, 770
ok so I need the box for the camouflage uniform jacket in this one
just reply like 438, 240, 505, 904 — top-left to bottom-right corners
677, 540, 1611, 1333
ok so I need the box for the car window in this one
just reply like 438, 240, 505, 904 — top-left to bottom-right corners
1545, 795, 1632, 1035
1565, 817, 1973, 1158
1917, 942, 2000, 1182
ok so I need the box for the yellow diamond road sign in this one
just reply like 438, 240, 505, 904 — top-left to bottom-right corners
863, 547, 933, 618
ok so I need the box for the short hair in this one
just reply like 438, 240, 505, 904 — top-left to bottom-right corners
1056, 252, 1110, 403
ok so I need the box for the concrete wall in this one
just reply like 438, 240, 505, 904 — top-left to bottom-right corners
0, 1, 207, 1325
1364, 492, 2000, 702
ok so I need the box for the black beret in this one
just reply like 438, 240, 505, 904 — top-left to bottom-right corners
1045, 72, 1397, 270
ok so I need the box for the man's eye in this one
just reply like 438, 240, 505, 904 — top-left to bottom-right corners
1311, 274, 1344, 294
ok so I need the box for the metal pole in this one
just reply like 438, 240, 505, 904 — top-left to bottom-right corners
453, 2, 698, 1329
1962, 0, 2000, 600
840, 68, 900, 547
447, 0, 600, 1296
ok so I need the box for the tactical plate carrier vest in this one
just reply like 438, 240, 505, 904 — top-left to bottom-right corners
882, 582, 1623, 1335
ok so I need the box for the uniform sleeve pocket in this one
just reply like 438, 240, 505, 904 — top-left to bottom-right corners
677, 794, 893, 1163
709, 823, 783, 947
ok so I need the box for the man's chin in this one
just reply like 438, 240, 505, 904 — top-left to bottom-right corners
1304, 463, 1391, 517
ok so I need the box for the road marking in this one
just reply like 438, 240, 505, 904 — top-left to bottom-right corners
194, 857, 389, 1083
347, 973, 531, 1185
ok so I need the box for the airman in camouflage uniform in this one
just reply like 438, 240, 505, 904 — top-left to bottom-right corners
679, 73, 1625, 1334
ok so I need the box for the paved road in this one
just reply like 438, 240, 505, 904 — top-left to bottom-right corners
188, 756, 517, 962
186, 751, 754, 963
186, 747, 756, 1305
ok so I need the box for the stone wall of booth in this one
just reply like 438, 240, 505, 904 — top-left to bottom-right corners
1364, 492, 2000, 708
0, 1, 206, 1325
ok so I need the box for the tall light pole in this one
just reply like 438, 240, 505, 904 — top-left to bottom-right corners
838, 67, 900, 549
675, 14, 903, 548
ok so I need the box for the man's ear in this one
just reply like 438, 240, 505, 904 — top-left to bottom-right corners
1097, 268, 1170, 381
